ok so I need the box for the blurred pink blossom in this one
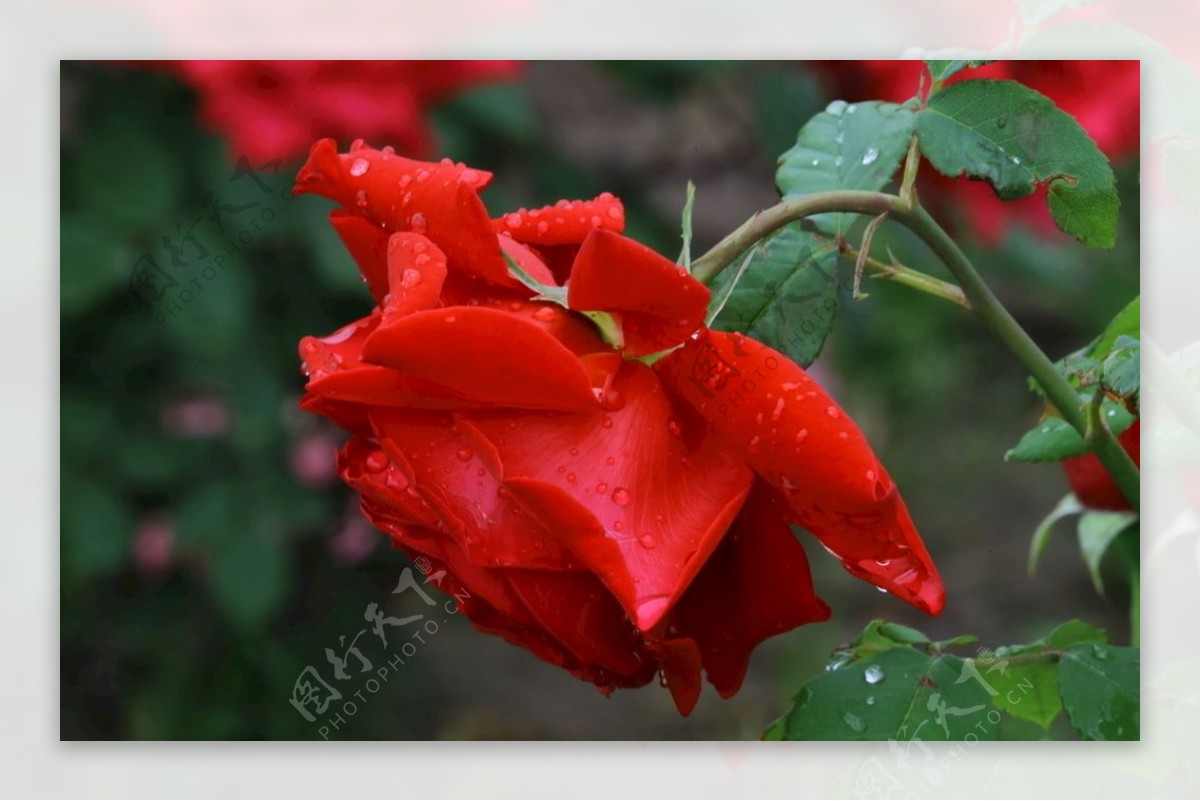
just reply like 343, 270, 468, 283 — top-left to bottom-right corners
133, 516, 174, 575
161, 396, 230, 438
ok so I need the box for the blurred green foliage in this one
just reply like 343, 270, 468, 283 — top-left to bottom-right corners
60, 61, 1138, 740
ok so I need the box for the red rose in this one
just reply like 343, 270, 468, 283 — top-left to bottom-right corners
1061, 420, 1141, 511
293, 139, 943, 714
141, 60, 521, 163
819, 60, 1140, 246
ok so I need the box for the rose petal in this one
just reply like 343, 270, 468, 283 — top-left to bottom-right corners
329, 210, 390, 302
293, 139, 514, 286
458, 362, 754, 631
672, 481, 830, 697
362, 307, 599, 411
492, 194, 625, 246
369, 407, 581, 571
658, 330, 944, 616
567, 229, 710, 356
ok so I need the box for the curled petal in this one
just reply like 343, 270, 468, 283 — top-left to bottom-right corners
362, 307, 599, 411
658, 330, 944, 615
567, 230, 710, 356
293, 139, 513, 286
672, 482, 830, 698
380, 232, 447, 321
492, 194, 625, 246
458, 362, 754, 631
369, 407, 580, 571
329, 211, 390, 302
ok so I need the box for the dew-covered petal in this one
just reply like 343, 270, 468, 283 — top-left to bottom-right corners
362, 306, 600, 411
658, 329, 944, 616
567, 229, 710, 356
492, 193, 625, 246
458, 362, 754, 631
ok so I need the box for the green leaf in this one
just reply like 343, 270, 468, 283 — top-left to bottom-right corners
1088, 297, 1140, 359
778, 648, 996, 741
1058, 643, 1140, 740
776, 100, 916, 236
925, 59, 996, 85
1006, 401, 1135, 463
986, 657, 1062, 730
1007, 416, 1089, 462
501, 251, 568, 306
1077, 512, 1138, 595
1045, 619, 1108, 649
1101, 336, 1140, 400
1028, 493, 1084, 575
917, 79, 1119, 248
708, 224, 840, 368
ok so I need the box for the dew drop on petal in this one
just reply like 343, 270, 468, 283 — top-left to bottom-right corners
365, 451, 389, 473
349, 158, 370, 177
455, 447, 473, 462
400, 268, 422, 288
611, 487, 631, 506
826, 406, 841, 419
638, 534, 656, 549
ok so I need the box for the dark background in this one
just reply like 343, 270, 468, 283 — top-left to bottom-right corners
59, 60, 1139, 739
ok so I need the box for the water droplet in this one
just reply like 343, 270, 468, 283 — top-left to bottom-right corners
834, 156, 844, 168
355, 189, 368, 209
1011, 156, 1021, 165
365, 450, 389, 473
596, 482, 608, 494
599, 388, 624, 411
866, 695, 875, 706
455, 447, 473, 462
747, 435, 761, 454
532, 306, 558, 322
410, 212, 428, 233
605, 456, 616, 466
794, 428, 809, 444
876, 586, 889, 594
846, 104, 857, 114
600, 416, 615, 430
536, 220, 550, 234
400, 268, 422, 288
399, 174, 413, 188
781, 476, 798, 494
385, 470, 410, 491
459, 168, 480, 185
607, 206, 622, 220
811, 158, 820, 167
866, 469, 876, 482
771, 397, 786, 422
826, 406, 841, 419
825, 99, 848, 116
639, 534, 656, 549
864, 664, 885, 684
349, 158, 370, 177
667, 419, 681, 437
861, 147, 879, 166
613, 520, 624, 531
567, 472, 578, 484
612, 487, 631, 506
505, 212, 522, 228
835, 132, 845, 144
842, 711, 866, 732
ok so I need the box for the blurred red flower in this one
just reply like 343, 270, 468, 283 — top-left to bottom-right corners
292, 139, 943, 714
143, 60, 521, 163
1061, 420, 1140, 511
820, 60, 1140, 245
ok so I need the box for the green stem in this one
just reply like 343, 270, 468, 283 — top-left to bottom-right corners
691, 191, 1140, 511
691, 190, 901, 284
898, 205, 1139, 511
840, 245, 971, 310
